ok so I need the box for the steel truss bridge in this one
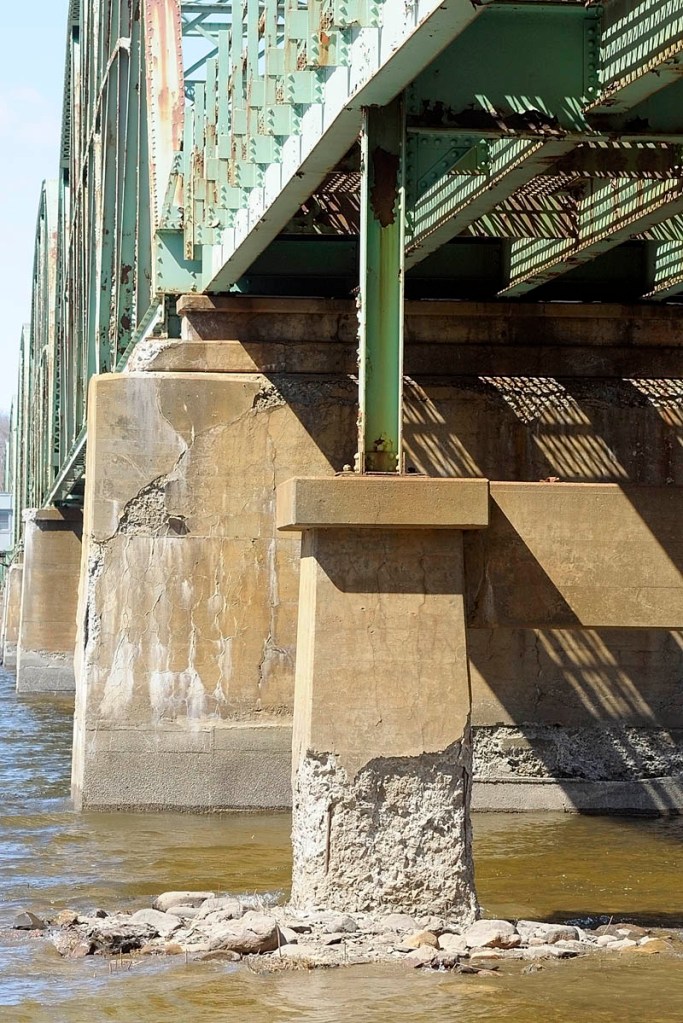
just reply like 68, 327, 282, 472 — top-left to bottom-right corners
10, 0, 683, 533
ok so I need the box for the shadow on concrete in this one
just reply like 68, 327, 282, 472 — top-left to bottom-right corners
404, 367, 683, 818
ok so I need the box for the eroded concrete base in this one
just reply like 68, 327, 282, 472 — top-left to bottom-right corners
292, 744, 477, 917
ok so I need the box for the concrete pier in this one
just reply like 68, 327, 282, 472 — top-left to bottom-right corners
16, 510, 82, 693
65, 298, 683, 813
2, 561, 23, 670
278, 476, 488, 918
71, 299, 357, 810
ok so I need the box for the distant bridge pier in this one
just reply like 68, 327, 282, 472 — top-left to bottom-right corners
2, 560, 23, 670
16, 510, 82, 694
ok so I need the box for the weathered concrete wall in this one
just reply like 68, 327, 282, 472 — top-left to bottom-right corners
2, 561, 22, 669
16, 511, 81, 693
72, 337, 357, 808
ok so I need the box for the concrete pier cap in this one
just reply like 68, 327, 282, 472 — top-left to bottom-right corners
277, 475, 489, 920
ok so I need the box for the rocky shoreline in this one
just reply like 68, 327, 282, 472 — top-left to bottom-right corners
10, 891, 683, 973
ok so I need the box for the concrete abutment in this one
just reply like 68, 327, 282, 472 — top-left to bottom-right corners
16, 510, 82, 693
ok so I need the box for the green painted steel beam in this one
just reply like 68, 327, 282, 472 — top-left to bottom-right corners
589, 0, 683, 116
358, 100, 405, 474
501, 178, 683, 296
193, 0, 490, 291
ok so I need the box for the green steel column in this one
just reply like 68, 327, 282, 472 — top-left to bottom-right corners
358, 99, 405, 474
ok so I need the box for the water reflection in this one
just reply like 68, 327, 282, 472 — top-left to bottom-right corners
1, 670, 683, 1022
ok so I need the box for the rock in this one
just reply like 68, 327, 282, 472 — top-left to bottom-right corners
281, 919, 312, 934
13, 911, 47, 931
438, 933, 468, 954
315, 912, 358, 934
401, 930, 439, 950
518, 921, 578, 945
70, 941, 96, 959
403, 945, 436, 968
611, 938, 638, 951
464, 920, 520, 949
322, 932, 344, 946
523, 944, 577, 960
616, 925, 650, 940
554, 940, 590, 954
53, 910, 79, 927
86, 920, 156, 955
194, 907, 245, 931
165, 905, 202, 920
633, 938, 671, 955
380, 913, 418, 933
195, 897, 243, 921
469, 948, 508, 962
596, 934, 619, 947
278, 944, 329, 965
416, 916, 445, 934
207, 911, 282, 955
129, 909, 181, 937
199, 949, 242, 962
153, 891, 215, 913
279, 926, 299, 946
52, 931, 95, 958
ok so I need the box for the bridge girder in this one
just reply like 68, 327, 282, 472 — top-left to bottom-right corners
11, 0, 683, 506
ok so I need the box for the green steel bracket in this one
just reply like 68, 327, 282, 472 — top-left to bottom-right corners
156, 232, 203, 292
358, 99, 405, 475
405, 133, 490, 206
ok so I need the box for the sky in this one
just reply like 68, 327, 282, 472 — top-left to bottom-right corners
0, 3, 67, 413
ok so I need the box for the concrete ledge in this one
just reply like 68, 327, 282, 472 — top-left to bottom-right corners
73, 725, 293, 811
16, 650, 75, 693
3, 644, 17, 670
277, 476, 490, 531
23, 507, 83, 525
473, 777, 683, 814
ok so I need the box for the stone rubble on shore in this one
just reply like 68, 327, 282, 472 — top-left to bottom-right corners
10, 896, 682, 973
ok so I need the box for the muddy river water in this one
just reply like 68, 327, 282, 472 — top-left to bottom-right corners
1, 670, 683, 1022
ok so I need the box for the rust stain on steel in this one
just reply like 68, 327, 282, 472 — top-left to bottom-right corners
120, 264, 133, 285
370, 146, 400, 227
143, 0, 184, 226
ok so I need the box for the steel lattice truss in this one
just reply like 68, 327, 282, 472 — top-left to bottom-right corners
11, 0, 683, 507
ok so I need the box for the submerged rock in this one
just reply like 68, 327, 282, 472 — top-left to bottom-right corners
13, 911, 46, 931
